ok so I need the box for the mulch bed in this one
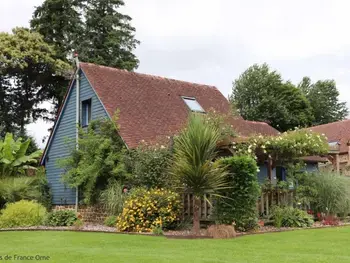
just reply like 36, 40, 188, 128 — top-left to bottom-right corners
1, 222, 350, 239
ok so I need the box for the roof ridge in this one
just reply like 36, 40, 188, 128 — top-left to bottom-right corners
80, 62, 219, 90
309, 119, 350, 129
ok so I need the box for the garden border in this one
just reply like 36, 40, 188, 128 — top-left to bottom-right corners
1, 223, 350, 239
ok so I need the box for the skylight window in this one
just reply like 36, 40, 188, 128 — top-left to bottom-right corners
182, 97, 205, 113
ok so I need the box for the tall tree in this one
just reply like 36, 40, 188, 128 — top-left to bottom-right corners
298, 78, 348, 125
0, 28, 70, 135
30, 0, 140, 116
30, 0, 84, 61
231, 64, 313, 131
79, 0, 139, 70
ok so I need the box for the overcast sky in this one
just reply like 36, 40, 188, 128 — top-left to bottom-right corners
1, 0, 350, 147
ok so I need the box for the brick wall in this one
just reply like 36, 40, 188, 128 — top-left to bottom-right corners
52, 205, 108, 224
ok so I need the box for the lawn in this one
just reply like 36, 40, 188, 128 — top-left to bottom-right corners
1, 227, 350, 263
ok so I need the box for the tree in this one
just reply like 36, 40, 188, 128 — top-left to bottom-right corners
231, 64, 314, 131
0, 28, 70, 135
79, 0, 139, 70
0, 133, 42, 177
30, 0, 83, 61
298, 78, 348, 125
59, 116, 127, 205
171, 114, 228, 234
30, 0, 139, 117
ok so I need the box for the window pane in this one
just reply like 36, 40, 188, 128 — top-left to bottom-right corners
82, 99, 91, 127
183, 97, 205, 112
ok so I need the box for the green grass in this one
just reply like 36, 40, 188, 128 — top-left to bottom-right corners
1, 227, 350, 263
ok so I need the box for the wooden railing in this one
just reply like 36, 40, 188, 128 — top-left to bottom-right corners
258, 190, 295, 216
182, 193, 212, 221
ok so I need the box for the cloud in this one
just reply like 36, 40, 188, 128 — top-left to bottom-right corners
1, 0, 350, 147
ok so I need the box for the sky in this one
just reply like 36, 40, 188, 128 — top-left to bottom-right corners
1, 0, 350, 147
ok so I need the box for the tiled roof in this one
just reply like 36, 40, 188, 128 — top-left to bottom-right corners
306, 119, 350, 154
80, 62, 278, 148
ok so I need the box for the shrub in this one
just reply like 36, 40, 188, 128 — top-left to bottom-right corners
151, 226, 164, 236
214, 155, 260, 231
0, 200, 47, 228
116, 188, 181, 232
297, 172, 350, 215
99, 181, 125, 216
45, 210, 77, 226
104, 215, 117, 227
0, 177, 41, 208
124, 145, 172, 189
271, 206, 313, 228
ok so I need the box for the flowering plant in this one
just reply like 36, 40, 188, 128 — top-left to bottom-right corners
116, 188, 181, 232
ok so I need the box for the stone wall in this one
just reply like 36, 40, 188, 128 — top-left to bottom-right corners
52, 205, 108, 224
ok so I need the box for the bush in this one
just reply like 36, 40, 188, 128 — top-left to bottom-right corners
214, 155, 260, 231
45, 210, 77, 226
99, 181, 125, 216
124, 145, 172, 189
0, 200, 47, 228
104, 215, 117, 227
297, 172, 350, 216
271, 206, 313, 228
116, 188, 181, 232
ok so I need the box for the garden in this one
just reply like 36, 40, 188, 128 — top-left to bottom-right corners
1, 112, 350, 240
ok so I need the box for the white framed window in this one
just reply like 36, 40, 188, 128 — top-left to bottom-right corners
182, 96, 205, 113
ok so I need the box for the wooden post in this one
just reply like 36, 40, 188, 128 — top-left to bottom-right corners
336, 154, 340, 174
267, 157, 273, 181
260, 193, 264, 215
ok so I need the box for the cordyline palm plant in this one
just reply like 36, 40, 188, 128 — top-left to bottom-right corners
171, 114, 229, 234
0, 133, 42, 177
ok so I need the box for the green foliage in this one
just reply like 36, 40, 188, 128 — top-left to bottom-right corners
236, 130, 328, 165
171, 113, 228, 233
31, 0, 139, 71
231, 63, 313, 132
313, 172, 350, 215
0, 28, 71, 132
271, 206, 314, 228
0, 133, 43, 177
117, 188, 181, 232
59, 116, 127, 205
45, 210, 77, 227
0, 200, 47, 228
34, 167, 52, 210
171, 114, 228, 196
298, 77, 348, 125
104, 215, 117, 227
99, 180, 125, 216
152, 225, 164, 236
0, 177, 41, 207
124, 145, 172, 189
214, 155, 260, 231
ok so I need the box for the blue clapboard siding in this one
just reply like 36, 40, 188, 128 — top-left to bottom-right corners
45, 70, 109, 205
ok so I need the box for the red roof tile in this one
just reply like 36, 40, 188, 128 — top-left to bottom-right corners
306, 119, 350, 154
80, 62, 278, 148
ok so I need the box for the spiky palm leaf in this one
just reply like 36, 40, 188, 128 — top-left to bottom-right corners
171, 114, 228, 196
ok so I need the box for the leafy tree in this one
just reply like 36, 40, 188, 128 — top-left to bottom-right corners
30, 0, 84, 60
231, 64, 314, 131
79, 0, 139, 70
0, 133, 42, 177
0, 28, 70, 134
31, 0, 139, 70
59, 116, 127, 205
171, 114, 228, 234
298, 77, 348, 125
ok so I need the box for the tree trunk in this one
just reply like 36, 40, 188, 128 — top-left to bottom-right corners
192, 196, 201, 235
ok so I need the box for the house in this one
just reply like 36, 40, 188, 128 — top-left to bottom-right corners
306, 120, 350, 175
40, 62, 278, 206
